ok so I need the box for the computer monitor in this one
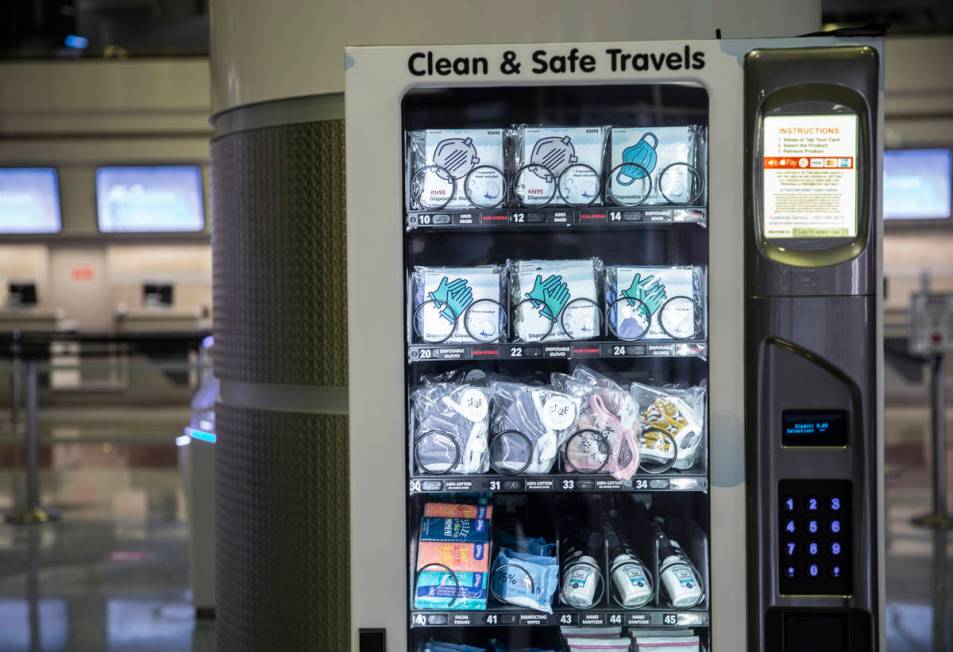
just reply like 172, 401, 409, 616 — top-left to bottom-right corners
7, 282, 38, 307
96, 165, 205, 233
142, 283, 174, 307
0, 168, 62, 234
884, 148, 953, 223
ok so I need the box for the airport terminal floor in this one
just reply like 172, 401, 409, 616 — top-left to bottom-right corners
0, 411, 948, 651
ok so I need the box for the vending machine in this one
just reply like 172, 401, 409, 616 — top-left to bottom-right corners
346, 37, 883, 652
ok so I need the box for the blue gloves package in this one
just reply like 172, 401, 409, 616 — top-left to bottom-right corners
413, 265, 506, 344
605, 266, 705, 341
490, 546, 559, 614
509, 259, 602, 342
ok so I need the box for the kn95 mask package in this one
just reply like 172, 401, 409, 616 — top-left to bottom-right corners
406, 129, 506, 211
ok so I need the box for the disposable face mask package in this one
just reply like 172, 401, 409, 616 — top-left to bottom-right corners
512, 126, 609, 207
412, 380, 491, 475
490, 381, 582, 474
490, 546, 559, 614
412, 266, 506, 344
407, 129, 505, 210
550, 367, 641, 483
630, 382, 707, 472
510, 259, 602, 342
608, 125, 707, 206
423, 643, 486, 652
415, 502, 492, 610
606, 266, 705, 341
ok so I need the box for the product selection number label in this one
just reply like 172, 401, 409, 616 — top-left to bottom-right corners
778, 479, 853, 596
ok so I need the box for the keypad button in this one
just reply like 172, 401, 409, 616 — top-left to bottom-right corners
783, 497, 796, 512
829, 497, 842, 511
784, 541, 797, 557
785, 564, 797, 579
807, 541, 819, 556
830, 541, 842, 556
807, 563, 820, 578
829, 564, 843, 579
806, 497, 819, 511
784, 519, 797, 534
830, 519, 842, 534
807, 519, 819, 534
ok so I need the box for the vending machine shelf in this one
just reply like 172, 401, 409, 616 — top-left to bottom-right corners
407, 207, 707, 230
410, 608, 710, 629
408, 340, 707, 363
408, 473, 709, 495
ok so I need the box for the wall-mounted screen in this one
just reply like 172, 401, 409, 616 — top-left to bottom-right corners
762, 114, 859, 239
96, 165, 205, 233
0, 167, 62, 234
884, 148, 952, 221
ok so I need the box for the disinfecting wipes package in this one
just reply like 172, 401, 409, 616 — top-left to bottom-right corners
608, 125, 706, 206
412, 265, 505, 344
513, 126, 609, 207
606, 266, 705, 341
406, 129, 505, 211
509, 259, 602, 342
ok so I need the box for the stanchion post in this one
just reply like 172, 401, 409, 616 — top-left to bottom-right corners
913, 351, 952, 529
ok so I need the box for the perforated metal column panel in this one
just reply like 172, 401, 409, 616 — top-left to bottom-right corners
211, 103, 349, 651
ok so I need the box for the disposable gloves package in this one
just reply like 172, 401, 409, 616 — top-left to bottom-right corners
606, 266, 705, 341
509, 259, 602, 342
412, 265, 506, 344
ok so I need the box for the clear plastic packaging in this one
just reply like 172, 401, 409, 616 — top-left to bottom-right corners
406, 129, 506, 211
550, 366, 640, 483
606, 125, 707, 207
411, 265, 506, 344
629, 381, 707, 472
509, 259, 603, 342
605, 266, 706, 341
489, 381, 583, 475
412, 376, 491, 475
511, 126, 610, 207
490, 545, 559, 614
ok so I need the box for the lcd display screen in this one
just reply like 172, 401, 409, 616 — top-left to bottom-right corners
884, 148, 952, 221
782, 409, 848, 447
0, 168, 62, 234
96, 165, 205, 233
762, 114, 859, 239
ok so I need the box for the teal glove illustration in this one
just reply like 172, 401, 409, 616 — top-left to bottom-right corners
622, 273, 667, 315
429, 277, 473, 323
527, 274, 570, 322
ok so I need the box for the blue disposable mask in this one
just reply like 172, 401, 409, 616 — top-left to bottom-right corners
616, 133, 658, 185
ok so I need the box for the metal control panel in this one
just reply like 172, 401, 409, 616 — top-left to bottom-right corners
744, 44, 882, 652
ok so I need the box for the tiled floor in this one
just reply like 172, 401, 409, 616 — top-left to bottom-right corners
0, 428, 949, 650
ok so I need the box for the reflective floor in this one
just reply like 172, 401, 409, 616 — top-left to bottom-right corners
0, 425, 949, 651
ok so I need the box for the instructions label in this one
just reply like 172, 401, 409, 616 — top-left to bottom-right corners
763, 114, 858, 239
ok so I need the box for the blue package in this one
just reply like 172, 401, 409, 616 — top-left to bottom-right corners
425, 643, 486, 652
415, 569, 488, 610
420, 517, 491, 543
490, 547, 559, 614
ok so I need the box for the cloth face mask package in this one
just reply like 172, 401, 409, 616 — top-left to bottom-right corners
412, 265, 506, 344
608, 125, 707, 206
412, 380, 491, 475
512, 126, 609, 207
490, 546, 559, 614
606, 266, 705, 341
630, 382, 707, 472
550, 366, 641, 483
407, 129, 506, 211
510, 259, 602, 342
489, 381, 582, 475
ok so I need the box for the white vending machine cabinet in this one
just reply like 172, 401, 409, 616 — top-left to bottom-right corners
346, 37, 883, 652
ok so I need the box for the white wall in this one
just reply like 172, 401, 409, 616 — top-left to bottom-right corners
0, 58, 213, 332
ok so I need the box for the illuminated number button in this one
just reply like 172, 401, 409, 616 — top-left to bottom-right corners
808, 564, 820, 578
807, 497, 819, 511
783, 497, 796, 512
830, 564, 842, 579
785, 564, 797, 579
830, 520, 842, 534
784, 542, 797, 557
807, 520, 819, 534
830, 541, 842, 556
784, 519, 796, 534
830, 497, 842, 511
807, 541, 819, 556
